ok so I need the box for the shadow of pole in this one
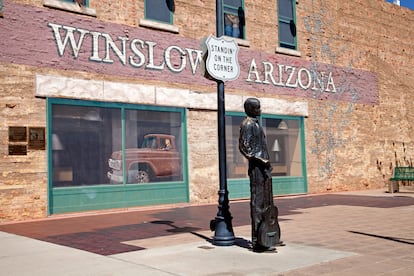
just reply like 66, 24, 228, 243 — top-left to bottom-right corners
349, 230, 414, 245
150, 220, 251, 249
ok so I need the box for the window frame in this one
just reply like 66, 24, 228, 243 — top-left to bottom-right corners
222, 0, 246, 40
43, 0, 96, 17
277, 0, 297, 50
140, 0, 179, 33
144, 0, 174, 25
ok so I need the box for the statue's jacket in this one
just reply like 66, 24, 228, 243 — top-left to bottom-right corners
239, 116, 270, 168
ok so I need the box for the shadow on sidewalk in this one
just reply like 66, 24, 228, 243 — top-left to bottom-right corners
151, 220, 251, 250
1, 193, 413, 255
349, 230, 414, 245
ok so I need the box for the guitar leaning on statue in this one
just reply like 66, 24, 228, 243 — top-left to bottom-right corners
258, 203, 280, 248
257, 171, 281, 249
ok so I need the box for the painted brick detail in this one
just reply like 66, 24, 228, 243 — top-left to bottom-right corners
0, 1, 378, 105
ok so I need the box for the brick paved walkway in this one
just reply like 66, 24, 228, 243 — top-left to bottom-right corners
280, 203, 414, 275
1, 189, 413, 275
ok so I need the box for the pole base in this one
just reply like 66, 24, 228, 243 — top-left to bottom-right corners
211, 216, 235, 246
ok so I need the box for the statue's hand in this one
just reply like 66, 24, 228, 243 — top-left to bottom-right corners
256, 156, 270, 166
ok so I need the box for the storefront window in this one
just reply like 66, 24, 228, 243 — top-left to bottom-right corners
51, 105, 121, 187
123, 109, 183, 184
225, 115, 248, 178
225, 114, 304, 179
262, 118, 302, 177
51, 102, 184, 188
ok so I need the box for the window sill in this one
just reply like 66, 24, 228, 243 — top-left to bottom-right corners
276, 47, 301, 57
43, 0, 96, 17
139, 19, 179, 34
223, 36, 250, 47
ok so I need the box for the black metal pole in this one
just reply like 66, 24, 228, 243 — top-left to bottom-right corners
210, 0, 235, 246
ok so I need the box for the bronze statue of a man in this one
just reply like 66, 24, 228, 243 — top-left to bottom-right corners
239, 98, 280, 252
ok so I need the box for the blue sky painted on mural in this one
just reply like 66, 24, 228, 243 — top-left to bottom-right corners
386, 0, 414, 10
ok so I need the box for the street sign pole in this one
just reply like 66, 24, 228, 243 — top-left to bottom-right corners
209, 0, 235, 246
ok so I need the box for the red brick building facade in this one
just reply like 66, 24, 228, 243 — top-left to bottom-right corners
0, 0, 413, 222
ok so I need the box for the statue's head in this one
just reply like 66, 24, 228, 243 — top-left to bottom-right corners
244, 98, 261, 118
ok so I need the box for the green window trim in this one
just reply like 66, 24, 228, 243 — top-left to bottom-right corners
144, 0, 174, 25
278, 0, 297, 50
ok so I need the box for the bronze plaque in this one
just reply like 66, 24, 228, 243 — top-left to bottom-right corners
28, 127, 46, 150
9, 126, 27, 142
8, 145, 27, 155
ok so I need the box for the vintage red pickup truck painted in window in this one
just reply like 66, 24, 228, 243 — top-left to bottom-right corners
107, 134, 181, 184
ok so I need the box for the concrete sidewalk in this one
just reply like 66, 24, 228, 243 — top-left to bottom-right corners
1, 189, 413, 275
0, 230, 354, 276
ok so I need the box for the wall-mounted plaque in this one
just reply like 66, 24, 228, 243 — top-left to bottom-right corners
9, 126, 27, 142
8, 145, 27, 155
28, 127, 46, 150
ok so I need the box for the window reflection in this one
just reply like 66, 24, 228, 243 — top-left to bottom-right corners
225, 115, 303, 179
52, 106, 121, 187
145, 0, 174, 24
51, 105, 183, 187
122, 110, 182, 184
263, 118, 302, 177
278, 0, 297, 49
225, 115, 248, 178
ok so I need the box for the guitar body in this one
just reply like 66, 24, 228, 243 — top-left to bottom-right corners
257, 205, 280, 248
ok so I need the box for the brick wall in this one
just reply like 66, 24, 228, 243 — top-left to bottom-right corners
296, 0, 414, 192
0, 0, 413, 222
0, 64, 47, 221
